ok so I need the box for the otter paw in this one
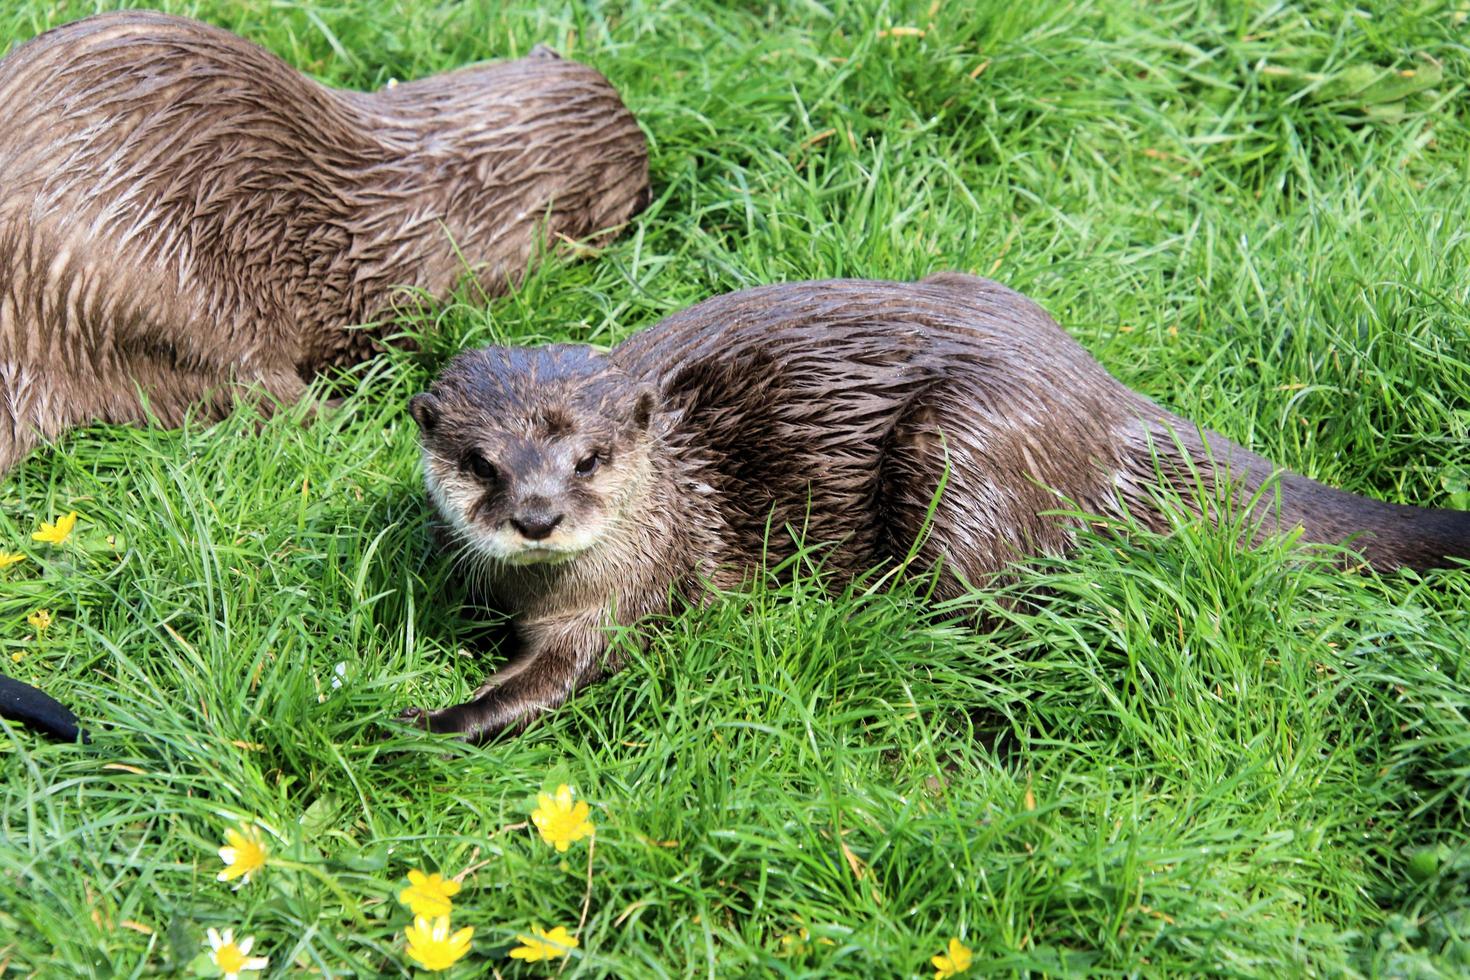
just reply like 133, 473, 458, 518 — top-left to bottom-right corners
395, 703, 474, 737
395, 705, 429, 728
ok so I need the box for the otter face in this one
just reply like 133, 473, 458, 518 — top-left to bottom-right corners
410, 345, 656, 567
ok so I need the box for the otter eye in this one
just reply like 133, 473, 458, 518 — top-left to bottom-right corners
574, 453, 601, 477
463, 451, 498, 483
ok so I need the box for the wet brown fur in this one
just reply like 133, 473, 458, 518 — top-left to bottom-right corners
409, 274, 1470, 740
0, 11, 649, 475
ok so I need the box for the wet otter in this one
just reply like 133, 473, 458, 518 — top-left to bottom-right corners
0, 10, 649, 476
406, 273, 1469, 740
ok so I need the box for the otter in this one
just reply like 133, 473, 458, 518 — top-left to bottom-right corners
405, 273, 1469, 740
0, 10, 649, 476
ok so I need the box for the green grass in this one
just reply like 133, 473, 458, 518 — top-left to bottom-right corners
3, 0, 1469, 975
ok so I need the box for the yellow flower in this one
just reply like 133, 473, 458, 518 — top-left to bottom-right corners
27, 609, 52, 633
206, 928, 269, 979
404, 915, 473, 972
530, 784, 594, 852
217, 823, 269, 885
508, 924, 578, 963
398, 869, 461, 919
32, 511, 78, 545
0, 551, 25, 568
931, 937, 973, 978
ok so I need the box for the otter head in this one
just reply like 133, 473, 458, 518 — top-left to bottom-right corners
410, 344, 657, 567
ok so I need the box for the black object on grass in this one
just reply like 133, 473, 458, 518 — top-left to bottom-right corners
0, 673, 86, 742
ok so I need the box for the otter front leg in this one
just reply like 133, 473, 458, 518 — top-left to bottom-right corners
407, 610, 616, 742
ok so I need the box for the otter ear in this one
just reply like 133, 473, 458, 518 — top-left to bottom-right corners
409, 393, 440, 434
631, 387, 657, 432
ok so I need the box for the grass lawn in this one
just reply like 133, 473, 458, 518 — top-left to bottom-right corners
2, 0, 1468, 974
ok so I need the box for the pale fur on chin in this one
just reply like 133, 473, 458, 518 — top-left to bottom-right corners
468, 523, 608, 564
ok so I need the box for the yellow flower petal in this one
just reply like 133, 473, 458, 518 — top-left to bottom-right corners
508, 924, 579, 962
217, 824, 269, 884
931, 936, 973, 978
530, 784, 595, 852
0, 551, 26, 568
398, 869, 461, 919
404, 915, 473, 971
27, 608, 52, 632
32, 511, 78, 545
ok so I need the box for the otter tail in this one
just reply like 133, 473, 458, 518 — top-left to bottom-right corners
1134, 425, 1470, 574
1258, 468, 1470, 572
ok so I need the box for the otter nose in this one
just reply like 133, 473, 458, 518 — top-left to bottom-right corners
511, 512, 564, 541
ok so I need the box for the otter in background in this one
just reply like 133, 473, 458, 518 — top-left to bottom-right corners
0, 10, 649, 476
406, 273, 1468, 741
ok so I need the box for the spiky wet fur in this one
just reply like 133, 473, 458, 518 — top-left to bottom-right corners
409, 273, 1470, 740
0, 10, 649, 475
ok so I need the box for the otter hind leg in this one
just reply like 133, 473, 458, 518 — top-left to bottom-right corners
877, 398, 1090, 598
877, 399, 1006, 599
